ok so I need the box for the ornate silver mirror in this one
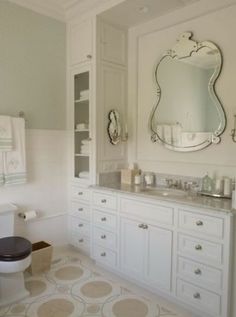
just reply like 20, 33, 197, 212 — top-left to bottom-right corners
150, 32, 226, 152
107, 110, 122, 145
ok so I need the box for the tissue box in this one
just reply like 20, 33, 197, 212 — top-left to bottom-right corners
121, 169, 136, 184
27, 241, 52, 275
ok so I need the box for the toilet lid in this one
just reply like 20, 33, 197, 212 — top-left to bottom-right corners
0, 236, 32, 261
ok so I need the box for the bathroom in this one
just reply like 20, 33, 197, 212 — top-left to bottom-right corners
0, 0, 235, 316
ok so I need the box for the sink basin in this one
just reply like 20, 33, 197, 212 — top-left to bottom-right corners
141, 187, 187, 197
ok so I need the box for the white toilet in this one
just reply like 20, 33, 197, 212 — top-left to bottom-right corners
0, 203, 32, 307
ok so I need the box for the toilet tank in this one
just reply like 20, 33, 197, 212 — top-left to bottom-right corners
0, 204, 17, 238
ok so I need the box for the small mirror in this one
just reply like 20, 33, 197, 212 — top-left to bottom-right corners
107, 110, 122, 145
150, 32, 226, 152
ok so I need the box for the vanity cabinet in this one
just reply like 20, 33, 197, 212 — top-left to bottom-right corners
89, 188, 233, 317
120, 217, 172, 291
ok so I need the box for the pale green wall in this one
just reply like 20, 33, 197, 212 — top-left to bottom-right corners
0, 1, 66, 129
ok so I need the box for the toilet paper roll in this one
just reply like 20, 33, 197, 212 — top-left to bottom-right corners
22, 210, 37, 221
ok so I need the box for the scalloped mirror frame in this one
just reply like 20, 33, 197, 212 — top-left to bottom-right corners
149, 32, 226, 152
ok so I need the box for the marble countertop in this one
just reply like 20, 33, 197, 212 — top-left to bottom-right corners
91, 183, 234, 214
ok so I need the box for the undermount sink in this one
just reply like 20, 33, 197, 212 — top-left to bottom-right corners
141, 187, 187, 197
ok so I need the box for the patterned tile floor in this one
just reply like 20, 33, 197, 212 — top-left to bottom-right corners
0, 246, 194, 317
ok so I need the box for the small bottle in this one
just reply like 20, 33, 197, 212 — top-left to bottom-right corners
134, 171, 141, 185
201, 173, 213, 193
223, 177, 232, 197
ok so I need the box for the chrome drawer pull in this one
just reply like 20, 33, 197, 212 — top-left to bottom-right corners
78, 224, 83, 227
101, 252, 106, 257
195, 244, 202, 250
101, 217, 107, 221
138, 223, 144, 228
194, 268, 202, 275
79, 239, 84, 243
193, 292, 201, 299
101, 235, 106, 239
101, 199, 107, 203
142, 224, 148, 229
196, 220, 203, 226
78, 192, 83, 195
78, 208, 83, 211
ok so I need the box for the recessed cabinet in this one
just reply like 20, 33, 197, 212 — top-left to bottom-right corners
120, 217, 172, 291
69, 19, 93, 66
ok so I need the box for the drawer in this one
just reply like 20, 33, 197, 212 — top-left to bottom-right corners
70, 201, 90, 221
70, 217, 90, 237
93, 192, 117, 210
177, 279, 221, 316
120, 198, 173, 225
93, 209, 117, 231
71, 186, 90, 202
70, 233, 90, 254
178, 257, 222, 291
178, 209, 224, 239
93, 226, 117, 250
93, 245, 117, 268
178, 234, 223, 266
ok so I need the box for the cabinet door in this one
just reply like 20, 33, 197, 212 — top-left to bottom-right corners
120, 217, 145, 279
70, 19, 93, 65
145, 225, 172, 291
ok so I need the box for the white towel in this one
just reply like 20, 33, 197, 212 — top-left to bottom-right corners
3, 118, 26, 185
81, 144, 90, 154
79, 171, 89, 179
81, 139, 90, 145
0, 116, 13, 151
163, 125, 172, 144
0, 153, 4, 186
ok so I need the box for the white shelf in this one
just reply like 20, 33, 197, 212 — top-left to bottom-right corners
75, 129, 89, 132
75, 97, 89, 104
75, 153, 90, 157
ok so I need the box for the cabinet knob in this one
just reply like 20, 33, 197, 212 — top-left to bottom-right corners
78, 223, 83, 227
194, 268, 202, 275
79, 239, 84, 243
101, 217, 107, 221
196, 220, 203, 226
78, 208, 83, 211
138, 223, 144, 228
86, 54, 92, 59
101, 252, 106, 257
193, 292, 201, 299
78, 192, 83, 195
142, 224, 148, 229
101, 199, 107, 203
195, 244, 202, 251
101, 235, 106, 239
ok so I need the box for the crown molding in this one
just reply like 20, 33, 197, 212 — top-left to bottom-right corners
8, 0, 66, 22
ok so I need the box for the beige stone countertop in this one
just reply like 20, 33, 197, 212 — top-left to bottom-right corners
90, 183, 235, 215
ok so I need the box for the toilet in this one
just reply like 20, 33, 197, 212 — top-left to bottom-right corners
0, 203, 32, 307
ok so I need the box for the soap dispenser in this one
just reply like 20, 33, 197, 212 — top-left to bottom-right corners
201, 173, 213, 193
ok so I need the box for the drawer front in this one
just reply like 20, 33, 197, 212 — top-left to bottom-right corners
178, 234, 223, 265
120, 198, 173, 225
93, 245, 117, 267
93, 210, 117, 231
93, 226, 117, 250
70, 201, 90, 221
70, 217, 90, 237
70, 233, 90, 254
178, 257, 222, 291
71, 186, 90, 202
178, 209, 224, 239
177, 279, 221, 316
93, 192, 117, 210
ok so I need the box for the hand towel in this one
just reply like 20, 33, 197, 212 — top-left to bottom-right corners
81, 139, 90, 145
3, 117, 26, 185
0, 116, 13, 151
0, 153, 4, 186
78, 171, 89, 179
163, 125, 172, 144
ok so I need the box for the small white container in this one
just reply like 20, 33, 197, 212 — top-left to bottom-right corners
144, 173, 154, 186
223, 177, 231, 197
134, 174, 141, 185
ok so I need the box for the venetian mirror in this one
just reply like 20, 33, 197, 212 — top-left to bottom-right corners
150, 32, 226, 152
107, 110, 122, 145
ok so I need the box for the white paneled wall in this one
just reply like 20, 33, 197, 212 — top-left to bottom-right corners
0, 129, 68, 245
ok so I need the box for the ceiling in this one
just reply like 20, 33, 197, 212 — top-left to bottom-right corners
9, 0, 199, 23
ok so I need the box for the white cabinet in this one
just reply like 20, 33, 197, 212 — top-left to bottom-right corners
69, 19, 93, 66
120, 217, 172, 291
